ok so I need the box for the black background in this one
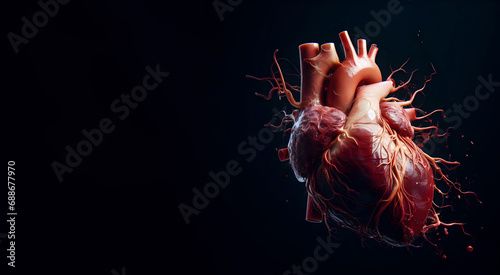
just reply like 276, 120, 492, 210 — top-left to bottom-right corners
4, 0, 500, 274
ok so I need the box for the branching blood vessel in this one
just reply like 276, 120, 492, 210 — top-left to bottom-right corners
249, 31, 480, 248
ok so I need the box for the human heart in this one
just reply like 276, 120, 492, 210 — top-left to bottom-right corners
254, 31, 460, 246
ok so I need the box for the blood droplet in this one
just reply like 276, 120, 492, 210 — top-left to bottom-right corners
467, 245, 473, 252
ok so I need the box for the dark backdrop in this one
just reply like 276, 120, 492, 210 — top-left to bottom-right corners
4, 0, 500, 274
